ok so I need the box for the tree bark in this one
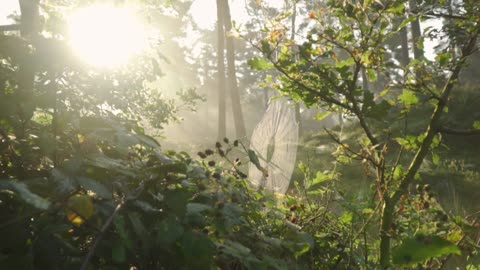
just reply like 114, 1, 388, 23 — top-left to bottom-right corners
216, 0, 226, 140
409, 0, 424, 60
399, 17, 410, 67
290, 1, 303, 136
223, 0, 246, 139
16, 0, 40, 179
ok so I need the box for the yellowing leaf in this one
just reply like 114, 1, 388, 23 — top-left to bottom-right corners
65, 194, 94, 226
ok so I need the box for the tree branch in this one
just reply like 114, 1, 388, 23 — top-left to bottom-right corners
270, 61, 352, 111
0, 24, 21, 32
79, 201, 124, 270
438, 126, 480, 136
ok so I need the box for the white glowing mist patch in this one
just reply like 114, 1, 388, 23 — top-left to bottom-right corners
68, 4, 148, 67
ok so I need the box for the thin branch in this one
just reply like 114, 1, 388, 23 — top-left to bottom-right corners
423, 12, 468, 21
439, 126, 480, 136
0, 24, 21, 32
80, 178, 149, 270
324, 128, 379, 167
270, 60, 351, 111
79, 201, 124, 270
345, 64, 379, 146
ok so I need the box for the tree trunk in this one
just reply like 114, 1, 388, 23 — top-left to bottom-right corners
216, 0, 226, 140
18, 0, 39, 99
289, 1, 303, 136
409, 0, 423, 60
223, 0, 246, 139
399, 17, 410, 67
16, 0, 39, 178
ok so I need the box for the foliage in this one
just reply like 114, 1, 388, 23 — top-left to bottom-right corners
1, 0, 480, 269
241, 0, 480, 268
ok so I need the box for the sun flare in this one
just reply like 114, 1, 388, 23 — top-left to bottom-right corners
68, 4, 148, 67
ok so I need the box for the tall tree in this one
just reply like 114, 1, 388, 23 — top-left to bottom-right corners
223, 0, 246, 138
16, 0, 40, 178
216, 0, 226, 140
409, 0, 424, 60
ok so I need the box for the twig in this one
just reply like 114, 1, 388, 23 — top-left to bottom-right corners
80, 177, 149, 270
79, 201, 124, 270
438, 126, 480, 136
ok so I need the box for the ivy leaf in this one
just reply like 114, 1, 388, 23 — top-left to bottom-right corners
392, 235, 461, 266
247, 57, 274, 70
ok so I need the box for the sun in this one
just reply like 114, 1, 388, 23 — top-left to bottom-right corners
68, 4, 148, 67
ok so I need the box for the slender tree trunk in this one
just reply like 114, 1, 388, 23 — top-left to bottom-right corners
409, 0, 423, 60
290, 1, 303, 136
16, 0, 39, 178
399, 18, 410, 67
223, 0, 246, 139
216, 0, 226, 140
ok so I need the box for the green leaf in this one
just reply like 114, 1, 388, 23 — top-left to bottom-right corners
85, 154, 135, 177
261, 39, 272, 55
473, 121, 480, 129
386, 3, 405, 14
181, 232, 213, 270
340, 211, 353, 224
186, 203, 212, 215
112, 241, 126, 263
248, 149, 263, 172
157, 215, 184, 246
392, 235, 461, 266
314, 111, 331, 121
247, 57, 274, 70
335, 57, 355, 68
398, 89, 419, 107
114, 216, 133, 250
127, 212, 149, 249
0, 180, 50, 210
165, 189, 190, 216
393, 165, 404, 180
308, 171, 329, 190
366, 69, 377, 82
432, 152, 440, 165
435, 52, 452, 66
75, 177, 111, 199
